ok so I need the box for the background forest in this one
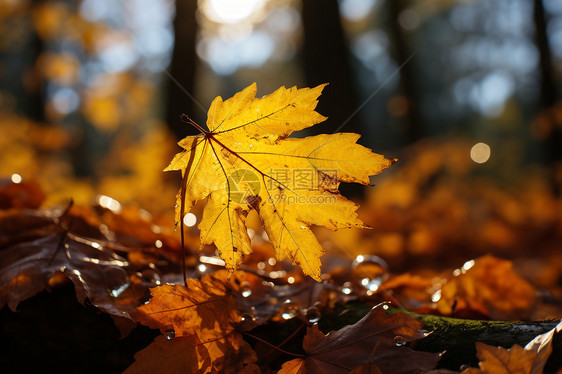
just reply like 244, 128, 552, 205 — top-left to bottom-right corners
1, 0, 562, 372
2, 0, 562, 210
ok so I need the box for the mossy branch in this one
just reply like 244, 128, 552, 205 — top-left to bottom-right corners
319, 302, 560, 371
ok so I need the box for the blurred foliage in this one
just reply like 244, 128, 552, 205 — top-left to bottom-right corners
0, 0, 177, 213
1, 0, 562, 281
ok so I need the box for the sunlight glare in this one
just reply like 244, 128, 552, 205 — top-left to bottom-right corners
204, 0, 264, 24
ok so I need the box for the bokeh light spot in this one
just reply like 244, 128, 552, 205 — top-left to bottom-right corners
470, 142, 491, 164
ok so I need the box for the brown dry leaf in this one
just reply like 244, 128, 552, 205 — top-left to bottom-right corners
133, 274, 257, 373
435, 255, 536, 320
278, 303, 441, 374
524, 320, 562, 374
124, 335, 199, 374
0, 207, 145, 318
165, 83, 394, 281
0, 179, 46, 209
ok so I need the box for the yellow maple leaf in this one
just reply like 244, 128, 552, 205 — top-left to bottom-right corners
165, 83, 394, 280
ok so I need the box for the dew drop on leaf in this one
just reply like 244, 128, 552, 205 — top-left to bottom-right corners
352, 255, 388, 291
241, 313, 255, 322
394, 336, 406, 346
361, 277, 383, 292
240, 281, 252, 297
165, 329, 175, 340
305, 306, 321, 323
279, 300, 299, 320
431, 289, 442, 303
138, 267, 161, 286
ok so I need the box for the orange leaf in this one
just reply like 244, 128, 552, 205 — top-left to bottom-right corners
435, 255, 536, 320
133, 274, 257, 373
135, 274, 236, 339
462, 321, 562, 373
462, 343, 536, 374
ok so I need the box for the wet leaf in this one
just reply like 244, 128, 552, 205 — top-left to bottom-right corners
278, 303, 441, 374
133, 274, 257, 373
0, 207, 143, 318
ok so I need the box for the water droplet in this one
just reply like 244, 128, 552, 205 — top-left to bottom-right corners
352, 255, 388, 291
138, 267, 161, 285
341, 281, 353, 295
419, 329, 431, 337
361, 277, 383, 292
279, 300, 299, 320
240, 281, 252, 297
431, 289, 442, 303
461, 259, 475, 272
165, 329, 175, 340
394, 336, 407, 346
241, 313, 255, 322
305, 306, 321, 323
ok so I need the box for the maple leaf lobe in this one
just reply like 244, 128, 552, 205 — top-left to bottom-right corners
166, 83, 394, 280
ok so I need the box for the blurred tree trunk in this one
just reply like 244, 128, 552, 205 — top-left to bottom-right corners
386, 0, 421, 145
3, 0, 46, 122
533, 0, 562, 166
301, 0, 358, 135
165, 0, 199, 139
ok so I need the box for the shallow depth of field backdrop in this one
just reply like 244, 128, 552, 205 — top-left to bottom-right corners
1, 0, 562, 372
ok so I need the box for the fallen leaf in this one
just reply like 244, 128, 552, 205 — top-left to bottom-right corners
165, 83, 394, 281
460, 321, 562, 373
0, 207, 144, 318
434, 255, 536, 320
133, 274, 257, 373
124, 335, 199, 374
278, 303, 441, 374
524, 320, 562, 374
462, 343, 536, 374
0, 178, 46, 209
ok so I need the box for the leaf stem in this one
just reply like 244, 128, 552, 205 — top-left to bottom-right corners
241, 331, 305, 358
181, 114, 208, 135
263, 322, 306, 359
180, 160, 189, 287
